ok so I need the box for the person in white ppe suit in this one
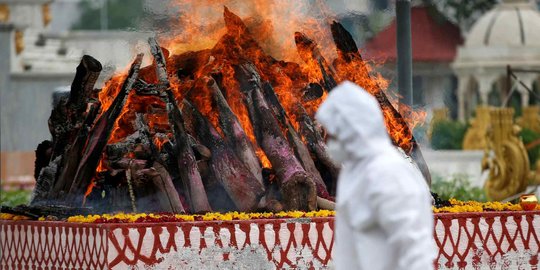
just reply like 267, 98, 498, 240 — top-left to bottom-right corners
315, 81, 436, 270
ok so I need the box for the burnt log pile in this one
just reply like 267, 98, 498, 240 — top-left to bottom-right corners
17, 7, 429, 218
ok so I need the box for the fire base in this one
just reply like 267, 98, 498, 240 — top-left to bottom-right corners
1, 211, 539, 269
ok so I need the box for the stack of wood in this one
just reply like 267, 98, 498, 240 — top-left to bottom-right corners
29, 7, 427, 215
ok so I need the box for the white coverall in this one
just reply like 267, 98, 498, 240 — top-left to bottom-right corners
315, 81, 436, 270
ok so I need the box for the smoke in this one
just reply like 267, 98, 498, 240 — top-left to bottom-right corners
144, 0, 346, 62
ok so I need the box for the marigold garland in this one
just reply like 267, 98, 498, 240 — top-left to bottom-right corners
64, 210, 336, 223
1, 199, 539, 223
432, 198, 539, 213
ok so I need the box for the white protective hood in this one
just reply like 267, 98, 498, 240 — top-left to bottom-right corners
315, 81, 436, 270
316, 81, 394, 162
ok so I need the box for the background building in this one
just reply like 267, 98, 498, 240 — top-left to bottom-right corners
453, 0, 540, 121
363, 5, 464, 119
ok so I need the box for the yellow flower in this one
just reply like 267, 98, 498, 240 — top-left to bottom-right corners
433, 198, 539, 213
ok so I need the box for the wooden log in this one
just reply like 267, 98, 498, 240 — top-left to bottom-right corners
220, 6, 277, 65
134, 113, 161, 160
169, 49, 212, 80
302, 83, 324, 102
317, 196, 336, 210
164, 83, 212, 214
197, 159, 238, 212
47, 95, 68, 158
133, 79, 161, 96
68, 55, 103, 118
48, 103, 101, 200
160, 141, 190, 211
138, 162, 185, 213
148, 36, 213, 213
192, 143, 211, 161
30, 156, 61, 205
34, 140, 52, 182
182, 100, 265, 212
295, 104, 340, 196
258, 168, 284, 212
330, 21, 432, 186
330, 20, 410, 146
235, 62, 316, 211
1, 205, 93, 220
31, 139, 53, 204
207, 76, 263, 185
49, 55, 103, 160
148, 37, 169, 87
104, 158, 154, 213
294, 32, 338, 92
89, 174, 133, 213
105, 131, 143, 160
261, 82, 330, 198
66, 54, 143, 206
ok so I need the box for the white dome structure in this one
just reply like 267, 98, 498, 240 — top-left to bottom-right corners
452, 0, 540, 120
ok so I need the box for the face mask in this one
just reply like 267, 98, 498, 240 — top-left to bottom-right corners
327, 138, 347, 164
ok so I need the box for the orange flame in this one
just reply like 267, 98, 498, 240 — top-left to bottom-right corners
153, 135, 169, 151
84, 179, 96, 198
89, 1, 426, 191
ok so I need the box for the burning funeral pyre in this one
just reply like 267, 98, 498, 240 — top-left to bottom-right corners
21, 7, 429, 217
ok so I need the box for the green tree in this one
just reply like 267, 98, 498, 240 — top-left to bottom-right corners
71, 0, 146, 30
425, 0, 498, 32
521, 128, 540, 169
430, 120, 468, 150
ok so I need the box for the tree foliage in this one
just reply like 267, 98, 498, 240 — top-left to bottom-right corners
431, 120, 468, 150
431, 174, 487, 202
71, 0, 146, 30
425, 0, 498, 32
521, 128, 540, 169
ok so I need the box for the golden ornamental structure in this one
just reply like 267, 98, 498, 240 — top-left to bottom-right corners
482, 108, 530, 201
463, 106, 491, 150
0, 4, 9, 23
15, 30, 24, 55
42, 3, 51, 26
517, 106, 540, 134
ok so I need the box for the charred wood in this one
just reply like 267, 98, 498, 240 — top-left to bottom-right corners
198, 159, 238, 212
0, 205, 93, 220
34, 140, 52, 181
48, 103, 100, 200
163, 90, 212, 213
67, 54, 143, 205
149, 36, 213, 214
258, 168, 284, 212
48, 55, 102, 160
135, 113, 161, 161
302, 83, 324, 102
294, 32, 338, 92
261, 82, 330, 198
207, 76, 263, 184
30, 156, 61, 205
148, 37, 170, 87
295, 105, 340, 196
138, 162, 185, 213
317, 196, 336, 210
235, 62, 316, 211
133, 79, 161, 96
105, 131, 143, 160
182, 100, 265, 212
192, 143, 212, 161
330, 21, 431, 185
68, 55, 102, 117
